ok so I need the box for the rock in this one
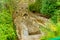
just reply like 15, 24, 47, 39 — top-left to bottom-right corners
13, 0, 49, 40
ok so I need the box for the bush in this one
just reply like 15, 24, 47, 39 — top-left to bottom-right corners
50, 0, 60, 23
56, 0, 60, 10
29, 0, 42, 13
0, 0, 17, 40
29, 0, 57, 18
41, 0, 56, 16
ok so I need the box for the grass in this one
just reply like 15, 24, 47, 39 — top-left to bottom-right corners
0, 0, 17, 40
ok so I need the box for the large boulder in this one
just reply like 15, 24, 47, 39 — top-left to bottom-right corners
13, 0, 49, 40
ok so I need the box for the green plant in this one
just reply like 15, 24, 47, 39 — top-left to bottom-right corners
29, 0, 57, 18
41, 0, 56, 16
0, 0, 17, 40
50, 0, 60, 24
29, 0, 42, 13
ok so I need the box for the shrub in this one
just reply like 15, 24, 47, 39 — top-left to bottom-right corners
50, 0, 60, 24
41, 0, 56, 16
29, 0, 42, 12
0, 0, 17, 40
29, 0, 57, 18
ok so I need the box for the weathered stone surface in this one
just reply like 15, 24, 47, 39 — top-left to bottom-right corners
13, 0, 49, 40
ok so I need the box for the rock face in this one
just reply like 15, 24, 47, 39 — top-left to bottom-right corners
13, 0, 49, 40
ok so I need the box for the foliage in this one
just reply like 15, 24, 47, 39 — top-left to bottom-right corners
29, 0, 42, 13
40, 20, 60, 40
41, 0, 56, 16
0, 0, 17, 40
50, 0, 60, 24
29, 0, 57, 18
50, 10, 60, 24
